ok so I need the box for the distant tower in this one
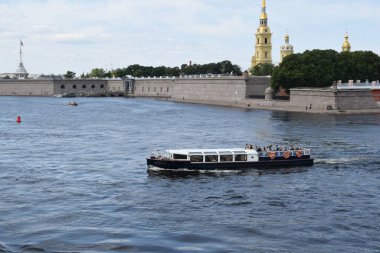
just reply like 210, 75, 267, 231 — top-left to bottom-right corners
15, 39, 29, 79
280, 33, 294, 62
251, 0, 272, 67
342, 32, 351, 52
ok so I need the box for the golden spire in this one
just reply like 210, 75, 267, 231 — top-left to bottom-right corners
285, 32, 289, 44
342, 32, 351, 52
260, 0, 268, 23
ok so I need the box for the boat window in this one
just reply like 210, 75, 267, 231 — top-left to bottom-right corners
220, 155, 233, 162
173, 154, 187, 160
190, 155, 203, 163
235, 154, 247, 161
205, 155, 218, 163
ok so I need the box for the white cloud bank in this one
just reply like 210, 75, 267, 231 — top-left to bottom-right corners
0, 0, 379, 74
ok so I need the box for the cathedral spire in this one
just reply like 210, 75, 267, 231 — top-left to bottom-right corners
251, 0, 272, 67
260, 0, 268, 25
19, 38, 23, 63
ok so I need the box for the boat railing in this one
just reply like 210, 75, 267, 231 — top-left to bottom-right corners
258, 148, 311, 158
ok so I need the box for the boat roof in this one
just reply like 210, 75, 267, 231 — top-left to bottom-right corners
166, 148, 258, 155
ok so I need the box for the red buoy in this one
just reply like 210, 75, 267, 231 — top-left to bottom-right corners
16, 116, 22, 123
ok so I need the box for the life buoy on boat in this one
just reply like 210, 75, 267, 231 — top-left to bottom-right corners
296, 150, 303, 158
283, 151, 290, 159
268, 152, 276, 160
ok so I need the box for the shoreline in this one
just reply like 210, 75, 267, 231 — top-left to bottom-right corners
162, 97, 380, 115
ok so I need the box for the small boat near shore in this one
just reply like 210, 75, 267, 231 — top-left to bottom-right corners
68, 101, 78, 106
147, 145, 314, 171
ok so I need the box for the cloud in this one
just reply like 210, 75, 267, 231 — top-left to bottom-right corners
0, 0, 379, 74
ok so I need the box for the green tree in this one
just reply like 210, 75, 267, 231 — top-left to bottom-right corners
63, 71, 76, 79
89, 68, 106, 78
272, 50, 380, 93
249, 63, 275, 76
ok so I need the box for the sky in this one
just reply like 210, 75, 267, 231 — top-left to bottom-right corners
0, 0, 379, 75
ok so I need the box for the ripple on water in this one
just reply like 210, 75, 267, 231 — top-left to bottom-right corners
0, 97, 380, 253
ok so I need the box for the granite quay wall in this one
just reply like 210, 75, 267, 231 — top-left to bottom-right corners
0, 79, 54, 96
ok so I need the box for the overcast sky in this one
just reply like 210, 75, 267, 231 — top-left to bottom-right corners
0, 0, 379, 75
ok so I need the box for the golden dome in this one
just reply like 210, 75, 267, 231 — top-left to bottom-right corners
342, 33, 351, 52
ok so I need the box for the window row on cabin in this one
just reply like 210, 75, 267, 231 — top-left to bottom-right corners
190, 154, 248, 163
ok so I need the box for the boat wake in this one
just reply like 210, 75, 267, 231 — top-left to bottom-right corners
147, 166, 242, 174
314, 157, 372, 165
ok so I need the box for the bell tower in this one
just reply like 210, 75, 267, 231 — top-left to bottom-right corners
251, 0, 272, 67
280, 33, 294, 62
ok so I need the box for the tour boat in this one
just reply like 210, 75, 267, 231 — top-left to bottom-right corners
147, 145, 314, 171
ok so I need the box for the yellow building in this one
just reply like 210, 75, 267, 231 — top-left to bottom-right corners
251, 0, 272, 67
280, 33, 294, 62
342, 33, 351, 52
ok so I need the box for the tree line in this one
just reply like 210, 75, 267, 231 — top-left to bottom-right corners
271, 50, 380, 92
63, 60, 242, 79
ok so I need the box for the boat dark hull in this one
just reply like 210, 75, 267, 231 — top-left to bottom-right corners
147, 156, 314, 171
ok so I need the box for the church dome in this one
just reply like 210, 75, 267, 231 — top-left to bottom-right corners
280, 33, 294, 51
342, 33, 351, 52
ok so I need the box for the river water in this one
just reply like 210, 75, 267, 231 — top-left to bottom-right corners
0, 97, 379, 253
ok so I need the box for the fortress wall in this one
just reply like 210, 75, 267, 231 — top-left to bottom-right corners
290, 88, 380, 111
245, 76, 271, 98
171, 77, 247, 104
336, 90, 379, 110
290, 89, 336, 110
53, 79, 107, 95
133, 79, 174, 98
0, 80, 54, 96
133, 76, 270, 106
106, 80, 126, 93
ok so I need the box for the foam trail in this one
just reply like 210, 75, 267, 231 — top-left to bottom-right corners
315, 157, 370, 165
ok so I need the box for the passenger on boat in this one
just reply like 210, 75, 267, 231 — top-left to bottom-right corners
245, 144, 254, 149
